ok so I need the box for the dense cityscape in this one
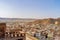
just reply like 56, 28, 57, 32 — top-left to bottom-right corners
0, 18, 60, 40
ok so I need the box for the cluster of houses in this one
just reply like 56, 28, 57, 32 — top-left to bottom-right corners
6, 21, 60, 40
0, 21, 60, 40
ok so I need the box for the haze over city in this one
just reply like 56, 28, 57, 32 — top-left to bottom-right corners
0, 0, 60, 19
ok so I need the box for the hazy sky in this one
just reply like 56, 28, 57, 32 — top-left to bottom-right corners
0, 0, 60, 18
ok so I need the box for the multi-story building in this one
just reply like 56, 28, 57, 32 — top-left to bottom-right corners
0, 23, 26, 40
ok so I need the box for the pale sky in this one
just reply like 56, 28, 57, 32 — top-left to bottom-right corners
0, 0, 60, 18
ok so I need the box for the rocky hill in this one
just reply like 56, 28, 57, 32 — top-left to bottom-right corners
32, 18, 60, 25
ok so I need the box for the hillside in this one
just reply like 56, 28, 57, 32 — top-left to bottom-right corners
32, 18, 60, 25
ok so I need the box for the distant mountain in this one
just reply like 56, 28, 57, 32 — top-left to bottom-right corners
0, 17, 37, 23
0, 17, 36, 20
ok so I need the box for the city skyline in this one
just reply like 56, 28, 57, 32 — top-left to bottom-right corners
0, 0, 60, 19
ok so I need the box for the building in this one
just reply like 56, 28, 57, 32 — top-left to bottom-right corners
0, 23, 6, 38
5, 30, 26, 40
